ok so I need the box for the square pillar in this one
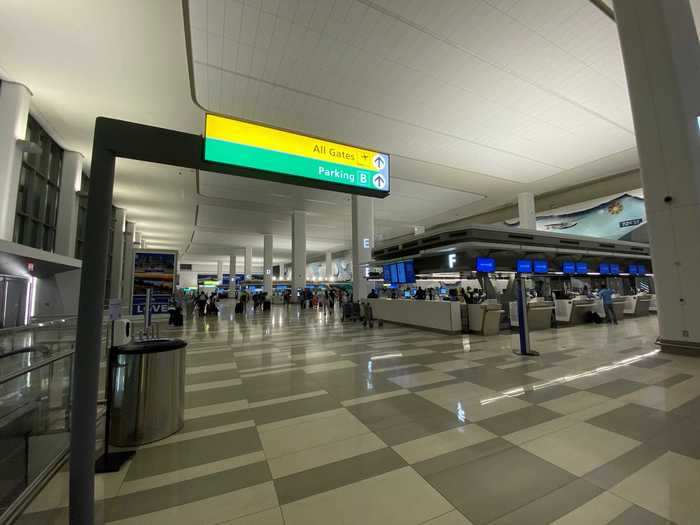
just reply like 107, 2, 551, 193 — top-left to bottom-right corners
109, 208, 126, 299
217, 260, 223, 283
325, 251, 333, 280
0, 81, 31, 241
264, 234, 273, 294
55, 151, 83, 257
351, 195, 374, 301
121, 221, 135, 307
291, 210, 306, 301
244, 246, 253, 279
517, 192, 536, 230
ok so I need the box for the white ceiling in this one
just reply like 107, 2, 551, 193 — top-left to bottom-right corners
4, 0, 696, 263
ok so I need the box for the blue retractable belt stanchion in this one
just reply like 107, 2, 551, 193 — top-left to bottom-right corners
513, 275, 539, 357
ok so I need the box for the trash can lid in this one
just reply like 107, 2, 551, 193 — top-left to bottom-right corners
112, 338, 187, 355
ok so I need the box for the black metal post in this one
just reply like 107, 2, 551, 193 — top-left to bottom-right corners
69, 118, 115, 525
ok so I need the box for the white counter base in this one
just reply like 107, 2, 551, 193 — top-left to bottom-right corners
368, 299, 462, 334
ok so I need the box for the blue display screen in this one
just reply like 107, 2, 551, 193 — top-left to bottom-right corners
476, 257, 496, 272
383, 265, 392, 282
637, 264, 646, 275
575, 262, 588, 274
628, 264, 638, 275
599, 263, 610, 275
403, 290, 411, 298
439, 287, 448, 295
404, 260, 416, 283
390, 264, 398, 283
610, 263, 620, 274
534, 260, 548, 273
396, 262, 406, 283
562, 261, 575, 274
516, 259, 532, 273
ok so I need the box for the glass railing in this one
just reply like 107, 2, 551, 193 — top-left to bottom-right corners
0, 318, 86, 523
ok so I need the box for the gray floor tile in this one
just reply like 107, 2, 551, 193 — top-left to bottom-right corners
347, 393, 457, 430
425, 446, 575, 525
669, 394, 700, 420
250, 394, 341, 425
489, 478, 602, 525
647, 417, 700, 459
413, 437, 513, 478
274, 447, 406, 505
587, 378, 648, 398
124, 427, 262, 480
309, 368, 402, 400
409, 353, 466, 366
409, 377, 466, 393
186, 351, 235, 367
241, 370, 323, 402
477, 405, 561, 436
519, 383, 578, 404
630, 357, 672, 369
583, 444, 666, 490
186, 368, 239, 385
448, 367, 530, 391
180, 408, 253, 434
184, 384, 247, 409
655, 373, 693, 388
607, 505, 675, 524
105, 461, 270, 522
587, 403, 685, 442
373, 412, 466, 446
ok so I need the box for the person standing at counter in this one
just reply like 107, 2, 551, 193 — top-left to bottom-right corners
415, 287, 426, 300
598, 286, 618, 325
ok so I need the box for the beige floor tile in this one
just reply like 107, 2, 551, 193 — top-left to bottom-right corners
303, 360, 357, 374
460, 395, 531, 422
503, 415, 578, 445
417, 382, 499, 410
620, 381, 700, 412
247, 390, 327, 409
186, 362, 237, 375
422, 510, 474, 524
257, 408, 346, 433
140, 420, 255, 449
393, 424, 496, 464
427, 360, 483, 372
107, 481, 278, 525
539, 391, 610, 415
259, 409, 371, 458
611, 452, 700, 525
281, 467, 453, 525
388, 370, 455, 388
567, 399, 627, 421
185, 378, 242, 392
221, 507, 284, 524
341, 389, 411, 406
520, 421, 640, 476
550, 491, 631, 525
268, 433, 386, 478
184, 399, 248, 420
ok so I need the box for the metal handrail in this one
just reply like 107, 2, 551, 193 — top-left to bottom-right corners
0, 316, 78, 335
0, 348, 75, 385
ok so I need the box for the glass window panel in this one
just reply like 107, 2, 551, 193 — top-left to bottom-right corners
33, 222, 44, 249
45, 186, 58, 226
13, 215, 24, 243
43, 228, 55, 252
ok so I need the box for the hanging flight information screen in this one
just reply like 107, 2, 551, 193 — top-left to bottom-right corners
204, 114, 390, 197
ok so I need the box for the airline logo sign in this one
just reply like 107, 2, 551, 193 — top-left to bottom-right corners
204, 114, 390, 195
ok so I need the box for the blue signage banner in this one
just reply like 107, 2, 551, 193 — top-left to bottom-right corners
131, 250, 177, 315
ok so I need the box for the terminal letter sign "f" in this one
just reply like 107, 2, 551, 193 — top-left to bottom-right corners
448, 254, 457, 269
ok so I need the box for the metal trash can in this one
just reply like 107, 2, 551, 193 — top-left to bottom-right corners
108, 338, 187, 447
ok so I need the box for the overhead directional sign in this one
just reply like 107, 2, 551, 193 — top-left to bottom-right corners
203, 114, 390, 197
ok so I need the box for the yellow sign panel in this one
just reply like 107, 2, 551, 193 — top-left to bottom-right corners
205, 114, 379, 171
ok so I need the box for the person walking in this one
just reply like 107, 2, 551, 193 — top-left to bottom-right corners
598, 286, 618, 325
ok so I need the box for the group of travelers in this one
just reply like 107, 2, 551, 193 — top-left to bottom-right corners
193, 291, 219, 317
298, 288, 346, 313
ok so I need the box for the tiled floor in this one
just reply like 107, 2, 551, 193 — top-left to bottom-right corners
19, 304, 700, 524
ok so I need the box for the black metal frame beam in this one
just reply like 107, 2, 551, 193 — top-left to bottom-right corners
69, 117, 387, 524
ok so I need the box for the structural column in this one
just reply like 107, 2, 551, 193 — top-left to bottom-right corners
229, 254, 237, 277
291, 210, 306, 302
517, 192, 536, 230
263, 234, 273, 294
244, 246, 253, 279
0, 80, 31, 241
55, 151, 83, 256
217, 260, 223, 284
134, 231, 142, 248
351, 195, 374, 301
109, 208, 126, 300
614, 0, 700, 352
121, 221, 135, 307
325, 251, 333, 280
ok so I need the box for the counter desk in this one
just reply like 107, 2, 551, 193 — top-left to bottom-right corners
367, 298, 462, 334
509, 300, 555, 331
623, 294, 652, 317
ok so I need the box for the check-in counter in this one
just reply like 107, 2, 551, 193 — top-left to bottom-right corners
368, 298, 462, 334
468, 303, 503, 336
555, 298, 595, 324
623, 295, 652, 317
509, 300, 554, 331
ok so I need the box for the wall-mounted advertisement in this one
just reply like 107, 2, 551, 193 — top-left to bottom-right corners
131, 250, 177, 315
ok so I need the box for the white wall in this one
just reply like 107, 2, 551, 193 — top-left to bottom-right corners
33, 269, 81, 318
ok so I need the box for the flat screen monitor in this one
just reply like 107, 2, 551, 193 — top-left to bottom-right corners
403, 290, 411, 298
476, 257, 496, 273
599, 263, 610, 275
439, 287, 448, 295
575, 262, 588, 274
562, 261, 575, 274
410, 288, 417, 296
628, 264, 638, 275
389, 264, 398, 283
534, 260, 548, 273
516, 259, 532, 273
383, 265, 391, 282
404, 260, 416, 283
637, 264, 647, 275
610, 263, 620, 274
396, 262, 407, 284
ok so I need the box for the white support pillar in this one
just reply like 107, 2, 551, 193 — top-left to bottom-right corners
217, 260, 223, 284
109, 208, 126, 300
121, 221, 135, 308
517, 192, 536, 230
263, 234, 273, 294
54, 151, 82, 257
0, 81, 31, 241
229, 254, 237, 277
351, 195, 374, 301
614, 0, 700, 352
134, 231, 142, 248
291, 210, 306, 302
244, 246, 253, 279
325, 251, 333, 280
